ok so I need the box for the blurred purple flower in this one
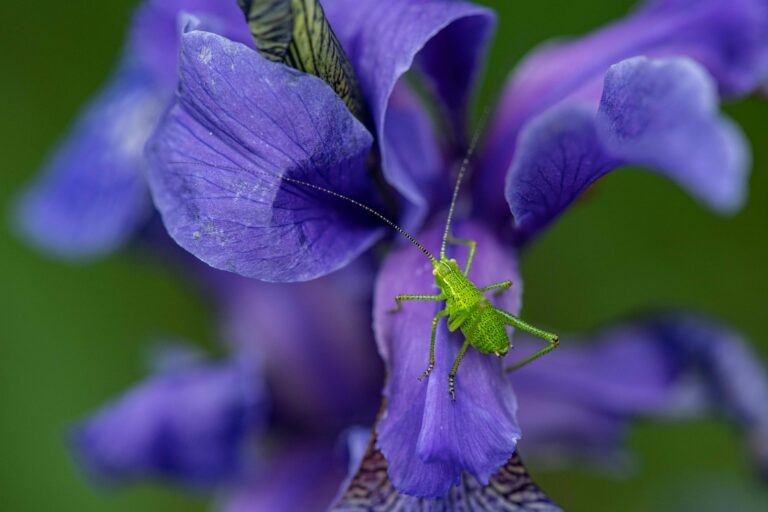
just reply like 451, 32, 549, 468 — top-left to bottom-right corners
72, 345, 262, 487
144, 0, 766, 499
13, 0, 250, 260
214, 258, 383, 428
512, 313, 768, 475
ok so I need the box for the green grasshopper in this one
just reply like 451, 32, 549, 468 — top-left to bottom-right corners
173, 133, 558, 400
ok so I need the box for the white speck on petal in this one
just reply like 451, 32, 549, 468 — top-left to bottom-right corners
199, 46, 213, 65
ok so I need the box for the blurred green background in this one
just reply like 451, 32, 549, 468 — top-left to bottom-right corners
1, 0, 766, 510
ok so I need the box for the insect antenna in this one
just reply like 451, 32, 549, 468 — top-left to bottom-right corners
439, 111, 488, 260
168, 160, 438, 263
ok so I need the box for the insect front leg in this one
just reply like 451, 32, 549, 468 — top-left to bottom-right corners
479, 280, 513, 297
388, 294, 444, 313
419, 309, 449, 381
494, 307, 560, 371
446, 236, 477, 276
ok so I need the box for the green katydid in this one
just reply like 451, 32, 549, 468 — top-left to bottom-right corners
383, 130, 559, 400
171, 129, 559, 400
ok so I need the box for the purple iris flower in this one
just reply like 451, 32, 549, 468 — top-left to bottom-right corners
13, 0, 251, 260
145, 0, 767, 499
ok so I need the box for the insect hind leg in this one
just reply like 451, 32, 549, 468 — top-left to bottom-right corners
493, 307, 560, 372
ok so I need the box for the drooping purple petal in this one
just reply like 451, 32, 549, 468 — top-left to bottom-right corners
324, 0, 495, 220
216, 259, 383, 427
511, 325, 681, 463
504, 104, 620, 243
597, 57, 748, 212
14, 63, 166, 260
129, 0, 252, 87
649, 314, 768, 475
147, 30, 383, 282
72, 354, 262, 487
374, 222, 523, 497
506, 57, 748, 243
219, 442, 347, 512
510, 313, 768, 474
478, 0, 768, 218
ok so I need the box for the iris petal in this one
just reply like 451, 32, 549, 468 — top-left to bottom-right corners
147, 31, 382, 282
506, 57, 747, 243
72, 354, 261, 487
325, 0, 495, 223
374, 222, 523, 496
14, 63, 165, 260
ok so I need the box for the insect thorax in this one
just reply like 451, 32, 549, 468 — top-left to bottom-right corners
433, 259, 478, 303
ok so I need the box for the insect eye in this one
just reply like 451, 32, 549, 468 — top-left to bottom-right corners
450, 258, 457, 264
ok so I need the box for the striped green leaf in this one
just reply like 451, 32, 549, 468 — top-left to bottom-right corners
238, 0, 368, 123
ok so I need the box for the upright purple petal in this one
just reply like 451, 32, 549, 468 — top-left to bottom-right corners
383, 82, 448, 228
14, 64, 166, 260
72, 355, 262, 487
374, 222, 523, 497
325, 0, 495, 220
129, 0, 252, 87
147, 30, 382, 282
478, 0, 768, 218
506, 57, 747, 243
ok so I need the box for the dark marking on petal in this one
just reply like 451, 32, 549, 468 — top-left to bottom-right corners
332, 431, 562, 511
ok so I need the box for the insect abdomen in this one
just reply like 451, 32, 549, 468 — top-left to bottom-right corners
461, 307, 509, 354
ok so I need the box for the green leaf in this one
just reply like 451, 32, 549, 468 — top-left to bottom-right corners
237, 0, 292, 62
238, 0, 368, 123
